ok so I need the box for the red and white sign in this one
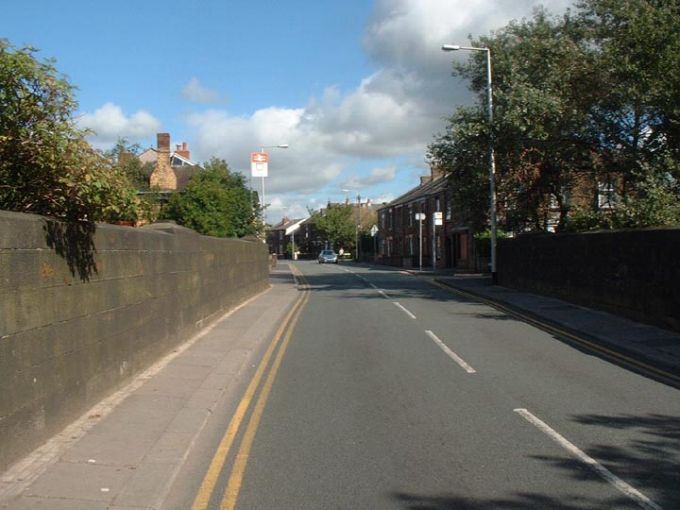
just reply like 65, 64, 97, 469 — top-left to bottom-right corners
251, 152, 269, 177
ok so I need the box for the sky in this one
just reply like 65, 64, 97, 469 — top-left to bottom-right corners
3, 0, 574, 223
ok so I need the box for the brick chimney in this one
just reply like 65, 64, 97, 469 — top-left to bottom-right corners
149, 133, 177, 190
431, 162, 445, 180
175, 142, 191, 160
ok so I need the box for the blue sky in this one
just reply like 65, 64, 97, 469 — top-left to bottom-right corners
3, 0, 573, 222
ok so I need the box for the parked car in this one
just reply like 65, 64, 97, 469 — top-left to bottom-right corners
318, 249, 339, 264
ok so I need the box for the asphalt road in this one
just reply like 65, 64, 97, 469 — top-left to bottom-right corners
180, 261, 680, 510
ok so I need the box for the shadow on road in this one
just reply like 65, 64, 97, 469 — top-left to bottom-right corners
391, 491, 636, 510
392, 413, 680, 509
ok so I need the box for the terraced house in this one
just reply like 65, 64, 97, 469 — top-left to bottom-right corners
376, 165, 476, 272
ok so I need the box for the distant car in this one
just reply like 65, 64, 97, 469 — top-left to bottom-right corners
318, 249, 338, 264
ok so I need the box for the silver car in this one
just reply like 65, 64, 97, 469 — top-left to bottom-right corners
318, 249, 338, 264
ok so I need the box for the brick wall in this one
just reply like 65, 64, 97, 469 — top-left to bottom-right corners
497, 228, 680, 332
0, 211, 269, 471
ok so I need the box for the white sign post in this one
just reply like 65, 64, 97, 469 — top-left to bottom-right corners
432, 211, 443, 272
415, 212, 426, 272
251, 152, 269, 223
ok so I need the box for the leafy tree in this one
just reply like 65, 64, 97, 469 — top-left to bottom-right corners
431, 2, 680, 233
0, 41, 139, 222
577, 0, 680, 184
162, 158, 260, 237
104, 138, 154, 191
309, 203, 355, 250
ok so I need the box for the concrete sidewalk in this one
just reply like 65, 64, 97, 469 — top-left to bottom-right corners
0, 263, 300, 510
432, 273, 680, 386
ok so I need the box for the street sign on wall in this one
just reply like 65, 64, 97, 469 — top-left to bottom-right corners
251, 152, 269, 177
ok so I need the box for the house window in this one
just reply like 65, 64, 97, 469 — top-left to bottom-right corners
408, 205, 413, 227
435, 197, 441, 212
446, 197, 452, 221
598, 180, 616, 210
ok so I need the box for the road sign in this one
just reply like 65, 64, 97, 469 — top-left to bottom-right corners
415, 213, 426, 220
434, 211, 443, 226
370, 225, 378, 237
251, 152, 269, 177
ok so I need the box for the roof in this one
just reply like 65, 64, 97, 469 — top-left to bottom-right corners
139, 148, 199, 168
269, 217, 306, 232
174, 166, 201, 191
378, 176, 448, 211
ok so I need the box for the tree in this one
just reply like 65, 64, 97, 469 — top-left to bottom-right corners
430, 2, 680, 233
0, 41, 139, 222
162, 158, 260, 238
103, 138, 155, 191
309, 203, 355, 250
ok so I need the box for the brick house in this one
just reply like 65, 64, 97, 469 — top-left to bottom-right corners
266, 217, 309, 257
376, 165, 475, 271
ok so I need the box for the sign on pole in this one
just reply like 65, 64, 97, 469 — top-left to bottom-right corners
251, 152, 269, 177
434, 211, 443, 226
370, 225, 379, 237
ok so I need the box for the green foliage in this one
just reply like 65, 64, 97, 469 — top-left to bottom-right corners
162, 158, 259, 238
309, 204, 355, 250
0, 41, 139, 222
430, 1, 680, 234
103, 138, 154, 191
473, 229, 510, 257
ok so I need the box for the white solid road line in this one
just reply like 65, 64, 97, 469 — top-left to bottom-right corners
514, 408, 663, 510
393, 302, 416, 319
425, 330, 476, 374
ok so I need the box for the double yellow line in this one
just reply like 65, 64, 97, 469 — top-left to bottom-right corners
191, 271, 310, 510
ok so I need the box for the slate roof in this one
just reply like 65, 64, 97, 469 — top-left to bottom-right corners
378, 176, 448, 210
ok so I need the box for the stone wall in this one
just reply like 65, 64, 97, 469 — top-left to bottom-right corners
0, 211, 269, 472
497, 228, 680, 332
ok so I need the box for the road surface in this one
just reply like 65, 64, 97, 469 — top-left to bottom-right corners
168, 261, 680, 510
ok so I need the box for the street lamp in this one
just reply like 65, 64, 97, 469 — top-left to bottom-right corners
442, 44, 498, 283
257, 144, 289, 225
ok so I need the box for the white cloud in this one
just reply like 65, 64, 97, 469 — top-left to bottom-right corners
343, 166, 396, 189
78, 102, 161, 148
182, 77, 227, 104
185, 0, 576, 217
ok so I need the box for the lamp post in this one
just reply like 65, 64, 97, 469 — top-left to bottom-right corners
257, 144, 289, 225
442, 44, 497, 283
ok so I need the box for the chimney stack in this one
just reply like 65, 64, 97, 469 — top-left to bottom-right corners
157, 133, 170, 152
175, 141, 191, 160
150, 132, 177, 190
